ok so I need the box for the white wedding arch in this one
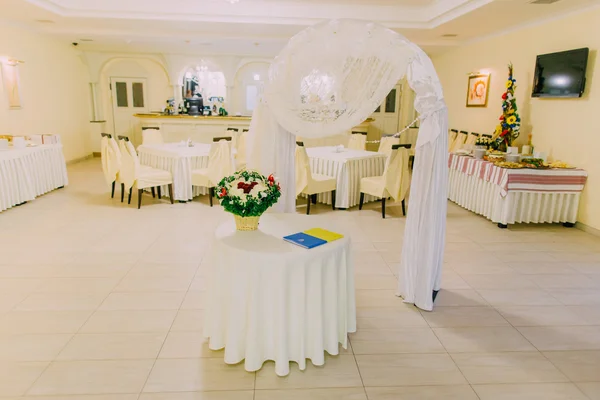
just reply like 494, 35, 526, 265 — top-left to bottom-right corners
247, 19, 448, 311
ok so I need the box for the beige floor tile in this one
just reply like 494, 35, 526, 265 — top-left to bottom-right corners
421, 306, 508, 327
33, 278, 120, 294
498, 306, 590, 326
518, 326, 600, 350
140, 392, 253, 400
550, 288, 600, 306
57, 332, 166, 360
0, 292, 29, 313
28, 359, 154, 395
476, 289, 561, 306
80, 310, 177, 333
355, 290, 406, 307
433, 326, 535, 353
544, 351, 600, 381
570, 262, 600, 274
127, 262, 199, 279
0, 310, 93, 334
460, 274, 538, 289
180, 291, 206, 310
365, 385, 479, 399
355, 354, 467, 387
451, 352, 568, 384
114, 277, 193, 292
255, 388, 367, 400
510, 262, 576, 275
530, 274, 597, 289
354, 276, 398, 290
22, 395, 138, 400
438, 271, 471, 289
433, 289, 488, 307
0, 333, 73, 361
15, 292, 108, 311
255, 355, 362, 390
356, 307, 428, 328
569, 305, 600, 324
99, 292, 186, 310
0, 361, 49, 397
350, 328, 444, 354
144, 358, 255, 392
159, 332, 221, 358
472, 383, 588, 399
576, 382, 600, 399
171, 310, 205, 332
0, 278, 43, 293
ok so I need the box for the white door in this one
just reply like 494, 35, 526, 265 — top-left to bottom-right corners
371, 84, 401, 134
110, 77, 148, 144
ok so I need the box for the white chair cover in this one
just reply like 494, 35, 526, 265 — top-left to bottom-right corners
465, 132, 479, 146
121, 140, 172, 190
142, 129, 164, 145
378, 136, 400, 158
295, 145, 310, 197
450, 131, 467, 152
119, 140, 137, 190
192, 140, 233, 188
448, 130, 458, 151
361, 146, 410, 201
348, 134, 367, 151
100, 136, 121, 187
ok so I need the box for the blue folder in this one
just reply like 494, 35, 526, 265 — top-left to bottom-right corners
283, 232, 327, 249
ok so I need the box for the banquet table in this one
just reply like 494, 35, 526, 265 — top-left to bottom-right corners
203, 214, 356, 376
448, 153, 588, 227
138, 143, 212, 201
306, 146, 387, 208
0, 144, 68, 213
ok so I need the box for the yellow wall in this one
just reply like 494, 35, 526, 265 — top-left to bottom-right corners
0, 22, 91, 161
433, 7, 600, 230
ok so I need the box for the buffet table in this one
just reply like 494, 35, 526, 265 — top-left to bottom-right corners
203, 214, 356, 376
137, 143, 211, 201
306, 147, 387, 208
448, 153, 588, 227
0, 144, 68, 213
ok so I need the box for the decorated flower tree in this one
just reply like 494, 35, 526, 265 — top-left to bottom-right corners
493, 64, 521, 151
215, 170, 281, 231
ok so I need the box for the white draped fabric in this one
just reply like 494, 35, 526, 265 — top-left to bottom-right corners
204, 214, 356, 377
0, 145, 68, 212
100, 137, 121, 187
397, 45, 449, 312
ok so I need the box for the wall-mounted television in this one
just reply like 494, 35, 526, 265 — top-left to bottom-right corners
532, 48, 589, 98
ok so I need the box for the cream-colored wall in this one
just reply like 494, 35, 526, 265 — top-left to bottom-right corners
232, 62, 269, 115
0, 22, 91, 161
433, 7, 600, 230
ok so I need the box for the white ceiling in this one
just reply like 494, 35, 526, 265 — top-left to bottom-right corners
2, 0, 599, 57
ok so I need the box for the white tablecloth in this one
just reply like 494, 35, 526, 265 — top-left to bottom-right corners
306, 147, 387, 208
204, 214, 356, 376
448, 154, 587, 225
0, 145, 68, 213
138, 143, 211, 201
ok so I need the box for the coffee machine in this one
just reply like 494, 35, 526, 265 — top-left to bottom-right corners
185, 95, 204, 116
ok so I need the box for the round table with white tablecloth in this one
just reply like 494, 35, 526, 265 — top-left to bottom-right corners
203, 213, 356, 377
306, 146, 387, 208
137, 143, 211, 201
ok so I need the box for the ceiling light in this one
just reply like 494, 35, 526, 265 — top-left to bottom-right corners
253, 74, 260, 81
442, 34, 458, 38
224, 0, 240, 3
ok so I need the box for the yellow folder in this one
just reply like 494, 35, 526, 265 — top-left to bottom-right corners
304, 228, 344, 242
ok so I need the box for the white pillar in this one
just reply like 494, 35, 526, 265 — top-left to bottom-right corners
173, 84, 183, 114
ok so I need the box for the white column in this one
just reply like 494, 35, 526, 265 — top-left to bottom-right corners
226, 85, 235, 114
89, 82, 102, 121
173, 84, 183, 114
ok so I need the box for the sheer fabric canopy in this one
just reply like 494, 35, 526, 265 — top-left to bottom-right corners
247, 19, 448, 310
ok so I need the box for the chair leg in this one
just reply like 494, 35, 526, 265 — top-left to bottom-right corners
359, 193, 365, 210
137, 189, 143, 209
121, 183, 125, 202
402, 199, 406, 216
128, 188, 132, 205
151, 187, 155, 198
306, 194, 311, 215
331, 190, 336, 210
382, 197, 386, 219
209, 187, 214, 207
111, 181, 116, 198
311, 194, 317, 205
168, 184, 174, 204
157, 186, 162, 199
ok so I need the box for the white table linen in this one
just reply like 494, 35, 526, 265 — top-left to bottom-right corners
138, 143, 211, 201
0, 144, 68, 212
204, 214, 356, 377
448, 154, 587, 225
306, 146, 387, 208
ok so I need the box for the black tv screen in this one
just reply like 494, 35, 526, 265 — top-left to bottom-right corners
532, 48, 589, 98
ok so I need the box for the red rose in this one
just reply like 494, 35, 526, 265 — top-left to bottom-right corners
219, 188, 227, 197
268, 174, 275, 182
237, 181, 258, 194
501, 130, 508, 137
502, 93, 508, 100
499, 116, 505, 121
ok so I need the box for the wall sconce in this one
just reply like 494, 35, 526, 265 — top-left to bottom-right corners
0, 57, 25, 66
253, 74, 260, 81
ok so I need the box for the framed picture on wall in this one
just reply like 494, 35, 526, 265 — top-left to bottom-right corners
1, 62, 22, 109
466, 73, 490, 107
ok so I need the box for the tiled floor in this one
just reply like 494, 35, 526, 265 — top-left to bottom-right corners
1, 159, 600, 399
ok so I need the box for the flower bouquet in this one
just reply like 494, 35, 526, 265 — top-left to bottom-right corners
215, 170, 281, 231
